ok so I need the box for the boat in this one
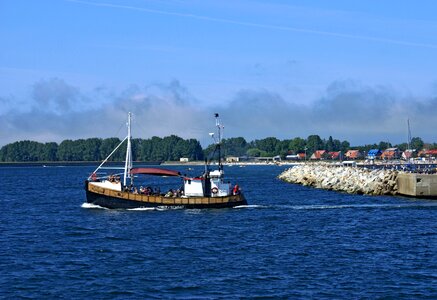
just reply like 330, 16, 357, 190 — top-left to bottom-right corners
84, 113, 247, 209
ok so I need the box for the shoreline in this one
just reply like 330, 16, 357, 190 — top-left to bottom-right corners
1, 159, 436, 168
0, 161, 162, 167
0, 161, 297, 167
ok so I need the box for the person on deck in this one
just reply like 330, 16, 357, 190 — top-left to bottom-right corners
233, 184, 240, 195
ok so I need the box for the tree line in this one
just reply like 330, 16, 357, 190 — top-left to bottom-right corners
204, 135, 349, 159
0, 135, 203, 162
1, 134, 436, 162
205, 135, 436, 159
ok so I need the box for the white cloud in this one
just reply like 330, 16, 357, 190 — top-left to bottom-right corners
1, 78, 436, 146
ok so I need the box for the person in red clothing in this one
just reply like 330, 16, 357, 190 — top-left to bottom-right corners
91, 172, 98, 181
232, 184, 240, 195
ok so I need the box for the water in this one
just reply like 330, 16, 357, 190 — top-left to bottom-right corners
1, 165, 436, 299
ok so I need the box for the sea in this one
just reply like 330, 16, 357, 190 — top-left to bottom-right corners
1, 164, 436, 299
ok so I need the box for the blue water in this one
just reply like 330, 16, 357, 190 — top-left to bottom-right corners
1, 165, 436, 299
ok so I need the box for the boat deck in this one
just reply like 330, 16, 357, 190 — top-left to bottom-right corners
86, 181, 246, 208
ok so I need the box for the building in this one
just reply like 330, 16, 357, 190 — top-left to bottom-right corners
344, 150, 362, 160
285, 154, 300, 160
418, 149, 437, 159
255, 156, 281, 162
367, 149, 382, 160
310, 150, 329, 160
297, 153, 306, 160
381, 148, 400, 160
328, 151, 341, 160
401, 149, 415, 160
226, 156, 240, 163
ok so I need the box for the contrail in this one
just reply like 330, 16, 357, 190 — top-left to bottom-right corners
68, 0, 437, 49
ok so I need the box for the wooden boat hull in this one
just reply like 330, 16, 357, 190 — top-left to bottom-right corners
85, 181, 247, 209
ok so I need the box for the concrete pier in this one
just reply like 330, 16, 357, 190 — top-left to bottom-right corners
397, 173, 437, 198
279, 163, 437, 198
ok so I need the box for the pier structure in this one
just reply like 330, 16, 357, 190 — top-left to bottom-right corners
279, 163, 437, 198
397, 173, 437, 197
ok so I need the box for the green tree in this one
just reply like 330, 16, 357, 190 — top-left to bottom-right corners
222, 137, 248, 157
82, 138, 102, 161
325, 136, 334, 152
306, 135, 324, 153
250, 137, 281, 156
340, 140, 350, 152
288, 137, 306, 153
149, 136, 165, 161
100, 138, 124, 161
187, 139, 204, 161
396, 143, 408, 152
410, 137, 424, 150
42, 142, 58, 161
356, 143, 378, 153
246, 148, 268, 157
429, 143, 437, 150
378, 141, 392, 150
0, 140, 46, 161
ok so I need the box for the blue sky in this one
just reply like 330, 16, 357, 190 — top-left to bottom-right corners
1, 0, 437, 147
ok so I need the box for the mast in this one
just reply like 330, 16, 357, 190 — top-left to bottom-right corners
123, 112, 133, 186
214, 113, 223, 171
407, 119, 412, 150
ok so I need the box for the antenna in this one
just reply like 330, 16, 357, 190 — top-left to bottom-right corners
209, 132, 216, 144
407, 119, 412, 150
215, 113, 223, 144
214, 113, 223, 170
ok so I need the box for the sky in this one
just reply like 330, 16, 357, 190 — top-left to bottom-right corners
1, 0, 437, 147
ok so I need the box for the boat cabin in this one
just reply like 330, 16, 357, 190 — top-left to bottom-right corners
184, 178, 204, 197
209, 170, 231, 197
183, 169, 231, 197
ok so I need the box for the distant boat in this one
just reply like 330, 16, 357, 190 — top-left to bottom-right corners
84, 113, 247, 209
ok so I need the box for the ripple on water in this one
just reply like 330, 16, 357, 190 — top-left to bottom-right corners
1, 165, 436, 298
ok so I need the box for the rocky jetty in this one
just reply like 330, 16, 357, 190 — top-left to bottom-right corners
278, 163, 399, 195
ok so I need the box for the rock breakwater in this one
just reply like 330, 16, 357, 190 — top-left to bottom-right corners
279, 164, 399, 195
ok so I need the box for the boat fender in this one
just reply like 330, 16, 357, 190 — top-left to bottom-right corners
211, 187, 218, 194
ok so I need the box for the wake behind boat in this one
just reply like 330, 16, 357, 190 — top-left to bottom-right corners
84, 113, 247, 209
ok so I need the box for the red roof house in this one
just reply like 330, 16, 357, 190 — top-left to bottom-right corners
328, 151, 341, 160
344, 150, 362, 160
310, 150, 328, 160
381, 148, 400, 160
297, 153, 306, 160
418, 149, 437, 157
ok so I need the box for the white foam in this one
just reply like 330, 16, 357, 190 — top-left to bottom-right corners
81, 202, 108, 209
156, 206, 184, 211
233, 205, 266, 209
127, 207, 156, 211
279, 203, 437, 210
